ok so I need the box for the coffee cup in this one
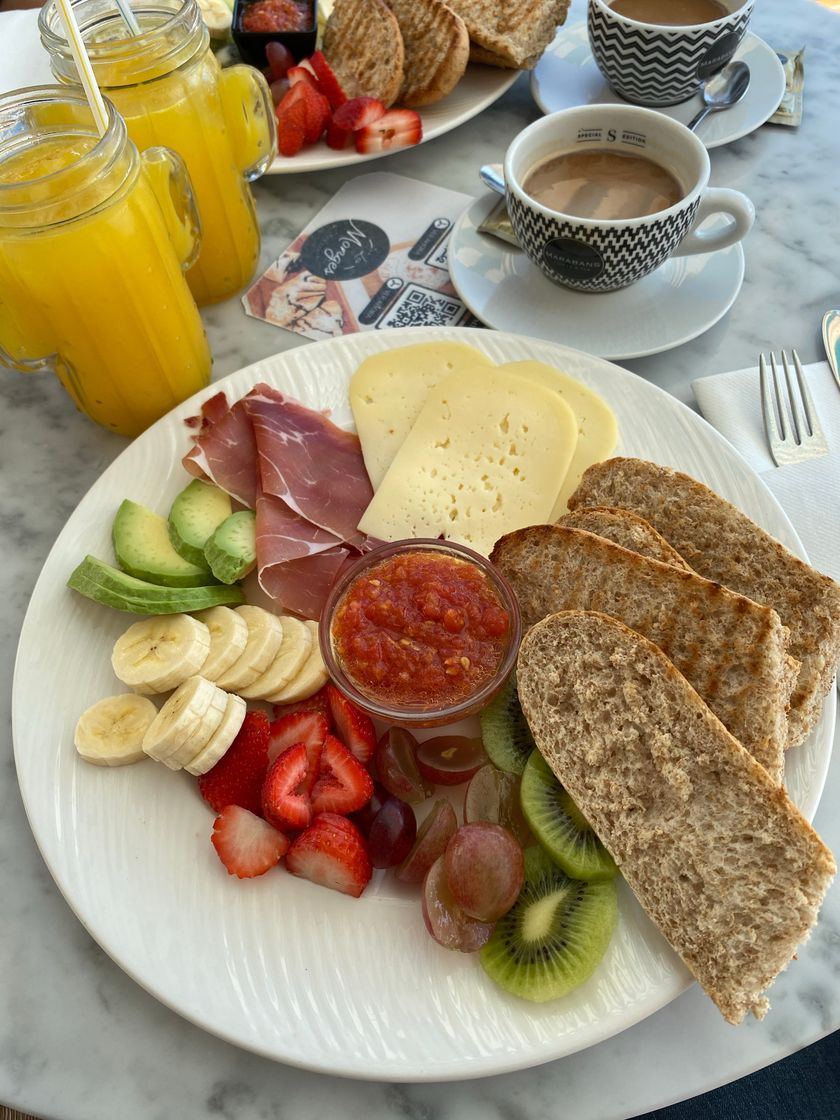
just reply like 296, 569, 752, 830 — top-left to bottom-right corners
588, 0, 755, 106
504, 105, 754, 293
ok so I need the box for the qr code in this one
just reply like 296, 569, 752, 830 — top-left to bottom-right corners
425, 237, 449, 270
376, 283, 466, 329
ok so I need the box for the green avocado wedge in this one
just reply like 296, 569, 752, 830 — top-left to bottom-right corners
113, 499, 216, 587
168, 480, 232, 569
68, 555, 245, 614
204, 510, 257, 584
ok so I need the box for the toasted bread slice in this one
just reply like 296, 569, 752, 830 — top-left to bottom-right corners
517, 611, 836, 1024
568, 458, 840, 748
445, 0, 571, 70
323, 0, 405, 107
491, 525, 791, 782
384, 0, 469, 106
558, 507, 693, 571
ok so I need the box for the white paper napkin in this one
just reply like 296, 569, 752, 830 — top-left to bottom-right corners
0, 11, 55, 96
692, 360, 840, 583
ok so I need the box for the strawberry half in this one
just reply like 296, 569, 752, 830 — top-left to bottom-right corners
269, 710, 329, 765
325, 118, 352, 151
326, 684, 376, 765
311, 734, 373, 816
276, 95, 307, 157
287, 64, 324, 95
211, 805, 289, 879
286, 812, 372, 897
332, 96, 386, 132
273, 683, 333, 727
262, 743, 312, 832
354, 109, 422, 154
198, 711, 270, 815
309, 50, 347, 110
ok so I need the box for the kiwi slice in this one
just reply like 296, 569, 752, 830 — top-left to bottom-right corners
480, 672, 535, 774
480, 846, 618, 1002
520, 750, 617, 882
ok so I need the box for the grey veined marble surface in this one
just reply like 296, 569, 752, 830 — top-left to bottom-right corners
2, 0, 840, 1117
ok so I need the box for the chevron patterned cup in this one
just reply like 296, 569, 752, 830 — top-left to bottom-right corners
588, 0, 755, 106
505, 106, 755, 293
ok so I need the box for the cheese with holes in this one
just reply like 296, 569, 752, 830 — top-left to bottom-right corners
497, 361, 618, 516
349, 341, 495, 489
357, 368, 578, 555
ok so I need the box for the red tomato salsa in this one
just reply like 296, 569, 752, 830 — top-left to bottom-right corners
241, 0, 310, 32
330, 550, 511, 709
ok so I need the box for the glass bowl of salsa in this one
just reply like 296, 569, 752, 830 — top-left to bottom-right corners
320, 539, 521, 728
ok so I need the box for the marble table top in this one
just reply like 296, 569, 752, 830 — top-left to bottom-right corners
2, 0, 839, 1116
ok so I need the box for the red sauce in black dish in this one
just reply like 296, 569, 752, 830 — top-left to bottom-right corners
241, 0, 310, 33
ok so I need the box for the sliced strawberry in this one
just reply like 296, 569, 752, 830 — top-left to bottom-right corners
268, 711, 329, 765
276, 95, 307, 158
309, 50, 347, 110
355, 108, 422, 154
325, 118, 352, 150
262, 743, 313, 832
311, 734, 374, 816
287, 64, 324, 95
286, 812, 372, 898
198, 711, 270, 815
298, 83, 331, 145
326, 684, 376, 765
211, 805, 289, 879
332, 96, 386, 133
273, 684, 333, 727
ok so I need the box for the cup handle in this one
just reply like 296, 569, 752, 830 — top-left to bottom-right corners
218, 64, 277, 181
141, 146, 203, 270
672, 188, 755, 257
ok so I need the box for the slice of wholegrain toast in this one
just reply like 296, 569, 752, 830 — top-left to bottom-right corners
384, 0, 470, 106
490, 525, 791, 783
558, 507, 693, 571
323, 0, 405, 107
517, 610, 836, 1025
444, 0, 571, 70
568, 457, 840, 748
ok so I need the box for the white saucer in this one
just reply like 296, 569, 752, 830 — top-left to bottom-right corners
448, 193, 745, 360
531, 25, 786, 149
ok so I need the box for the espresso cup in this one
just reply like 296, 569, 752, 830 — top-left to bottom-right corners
504, 105, 754, 293
588, 0, 755, 106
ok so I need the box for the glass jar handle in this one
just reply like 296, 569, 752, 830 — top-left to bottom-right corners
219, 65, 277, 182
141, 146, 203, 270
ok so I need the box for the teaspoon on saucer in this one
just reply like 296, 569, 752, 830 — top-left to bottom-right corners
687, 62, 751, 132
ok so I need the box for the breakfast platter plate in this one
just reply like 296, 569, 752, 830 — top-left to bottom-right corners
531, 26, 786, 150
12, 326, 834, 1080
448, 195, 745, 360
265, 64, 519, 173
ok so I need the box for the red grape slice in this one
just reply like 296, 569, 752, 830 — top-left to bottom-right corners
375, 727, 434, 805
422, 856, 494, 952
464, 764, 533, 845
266, 41, 295, 81
395, 798, 457, 884
416, 735, 488, 786
367, 796, 417, 868
444, 822, 524, 922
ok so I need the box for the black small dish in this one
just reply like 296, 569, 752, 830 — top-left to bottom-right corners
232, 0, 318, 70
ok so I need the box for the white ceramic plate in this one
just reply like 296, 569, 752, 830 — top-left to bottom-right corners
266, 65, 518, 173
13, 327, 834, 1080
448, 194, 745, 360
531, 27, 786, 150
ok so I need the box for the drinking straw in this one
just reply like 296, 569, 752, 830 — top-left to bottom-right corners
114, 0, 142, 36
54, 0, 109, 136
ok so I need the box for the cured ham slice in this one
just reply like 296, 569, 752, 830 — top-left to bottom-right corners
258, 545, 353, 621
255, 487, 341, 567
245, 385, 373, 549
183, 395, 258, 509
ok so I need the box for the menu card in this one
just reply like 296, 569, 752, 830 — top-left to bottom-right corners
243, 172, 480, 340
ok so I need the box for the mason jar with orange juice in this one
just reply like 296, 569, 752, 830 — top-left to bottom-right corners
40, 0, 277, 306
0, 87, 211, 438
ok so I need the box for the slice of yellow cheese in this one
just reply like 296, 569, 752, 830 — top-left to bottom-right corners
497, 361, 619, 517
349, 341, 495, 489
357, 367, 579, 555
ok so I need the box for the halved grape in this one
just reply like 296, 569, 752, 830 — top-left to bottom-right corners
265, 41, 294, 81
396, 798, 458, 884
416, 735, 488, 786
375, 727, 434, 804
444, 822, 524, 922
422, 856, 494, 952
464, 764, 533, 845
367, 796, 417, 868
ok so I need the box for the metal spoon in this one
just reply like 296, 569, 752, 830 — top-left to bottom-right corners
687, 61, 751, 132
479, 163, 506, 196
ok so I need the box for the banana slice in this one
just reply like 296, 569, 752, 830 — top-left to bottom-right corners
142, 675, 220, 763
192, 605, 249, 682
74, 694, 157, 766
112, 614, 210, 695
184, 692, 247, 776
197, 0, 232, 37
239, 615, 313, 700
267, 620, 328, 703
214, 606, 284, 692
159, 687, 231, 770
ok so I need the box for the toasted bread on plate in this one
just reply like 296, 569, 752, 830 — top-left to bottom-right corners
323, 0, 405, 107
557, 507, 693, 571
383, 0, 470, 106
444, 0, 571, 70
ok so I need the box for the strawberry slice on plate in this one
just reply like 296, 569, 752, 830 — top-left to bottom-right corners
325, 119, 352, 150
273, 683, 333, 727
308, 50, 347, 110
354, 109, 422, 154
276, 96, 307, 157
326, 684, 376, 765
198, 710, 270, 815
287, 64, 324, 94
262, 743, 313, 832
211, 805, 289, 879
332, 96, 386, 132
311, 733, 373, 815
268, 710, 329, 765
286, 812, 372, 897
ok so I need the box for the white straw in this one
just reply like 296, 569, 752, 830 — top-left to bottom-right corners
54, 0, 109, 137
114, 0, 142, 36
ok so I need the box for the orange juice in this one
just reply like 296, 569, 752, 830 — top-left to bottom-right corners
0, 90, 211, 438
41, 0, 276, 306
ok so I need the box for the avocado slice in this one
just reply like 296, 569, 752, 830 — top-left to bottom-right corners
204, 510, 257, 584
168, 480, 232, 569
68, 555, 245, 614
113, 499, 216, 588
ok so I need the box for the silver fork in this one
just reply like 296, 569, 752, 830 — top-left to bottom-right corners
759, 349, 829, 466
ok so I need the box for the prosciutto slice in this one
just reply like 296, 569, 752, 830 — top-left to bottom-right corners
182, 395, 258, 509
255, 487, 341, 567
245, 385, 373, 549
258, 544, 353, 621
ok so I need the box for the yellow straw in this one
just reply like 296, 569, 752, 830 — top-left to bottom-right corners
54, 0, 109, 137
